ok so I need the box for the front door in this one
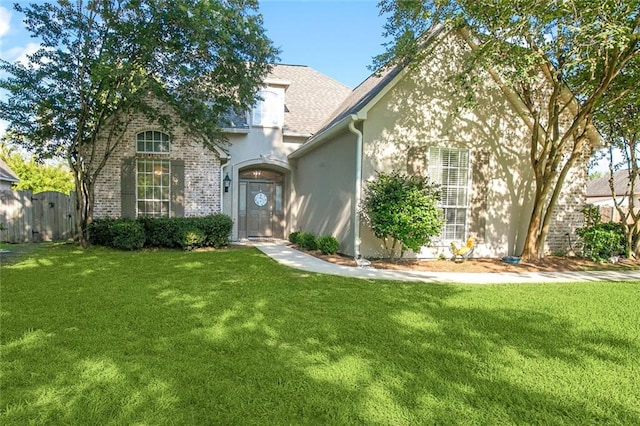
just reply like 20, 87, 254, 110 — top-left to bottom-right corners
238, 168, 285, 239
247, 181, 273, 237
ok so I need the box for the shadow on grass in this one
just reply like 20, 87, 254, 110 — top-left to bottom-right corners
1, 245, 638, 424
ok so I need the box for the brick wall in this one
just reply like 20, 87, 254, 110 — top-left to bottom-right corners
546, 155, 589, 254
93, 111, 221, 218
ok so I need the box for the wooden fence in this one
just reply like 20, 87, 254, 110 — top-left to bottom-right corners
598, 205, 640, 224
0, 190, 76, 243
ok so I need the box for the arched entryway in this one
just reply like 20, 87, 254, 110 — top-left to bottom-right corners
238, 168, 285, 239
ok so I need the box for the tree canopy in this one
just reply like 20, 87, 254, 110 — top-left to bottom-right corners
593, 59, 640, 257
376, 0, 640, 259
0, 0, 279, 245
0, 143, 74, 194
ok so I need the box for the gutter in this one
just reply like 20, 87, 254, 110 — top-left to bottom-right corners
288, 114, 365, 258
288, 115, 355, 159
348, 115, 363, 259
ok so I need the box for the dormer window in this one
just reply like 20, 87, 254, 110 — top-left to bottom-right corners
252, 89, 284, 128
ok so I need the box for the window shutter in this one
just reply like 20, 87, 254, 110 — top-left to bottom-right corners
469, 150, 489, 242
121, 158, 136, 218
407, 146, 427, 177
171, 159, 185, 217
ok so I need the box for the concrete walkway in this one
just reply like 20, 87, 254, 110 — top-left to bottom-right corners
252, 240, 640, 284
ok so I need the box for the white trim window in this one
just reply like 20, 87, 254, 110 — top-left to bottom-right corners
429, 147, 470, 241
137, 159, 171, 217
137, 130, 170, 154
252, 89, 284, 128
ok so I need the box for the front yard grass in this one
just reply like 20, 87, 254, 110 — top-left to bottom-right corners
1, 244, 639, 425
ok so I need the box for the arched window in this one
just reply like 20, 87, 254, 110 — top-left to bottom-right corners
252, 89, 284, 128
136, 131, 170, 154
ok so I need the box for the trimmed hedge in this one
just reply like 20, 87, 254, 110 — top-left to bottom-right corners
111, 220, 145, 250
88, 214, 233, 251
87, 217, 117, 246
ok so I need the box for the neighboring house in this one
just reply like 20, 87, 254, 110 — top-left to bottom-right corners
587, 170, 640, 207
0, 159, 19, 190
93, 30, 591, 258
587, 170, 640, 223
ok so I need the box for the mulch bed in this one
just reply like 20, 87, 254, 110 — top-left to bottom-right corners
292, 245, 640, 273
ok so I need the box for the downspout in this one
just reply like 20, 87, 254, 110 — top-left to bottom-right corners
220, 158, 231, 214
348, 115, 363, 258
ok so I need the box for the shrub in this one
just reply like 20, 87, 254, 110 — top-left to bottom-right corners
89, 214, 233, 251
199, 214, 233, 248
111, 220, 145, 250
577, 222, 625, 262
179, 227, 207, 251
88, 218, 116, 246
289, 231, 301, 244
138, 217, 181, 248
361, 171, 443, 258
317, 235, 339, 255
297, 232, 318, 250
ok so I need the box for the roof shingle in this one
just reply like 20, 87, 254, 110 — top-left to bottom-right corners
269, 64, 352, 135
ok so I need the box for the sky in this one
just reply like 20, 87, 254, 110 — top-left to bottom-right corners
259, 0, 388, 88
0, 0, 389, 89
0, 0, 389, 145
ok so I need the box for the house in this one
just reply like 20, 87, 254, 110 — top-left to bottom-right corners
587, 170, 640, 222
0, 159, 19, 190
93, 29, 589, 258
587, 170, 640, 207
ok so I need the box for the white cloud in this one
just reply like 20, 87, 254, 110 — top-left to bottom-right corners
0, 7, 10, 38
6, 42, 41, 65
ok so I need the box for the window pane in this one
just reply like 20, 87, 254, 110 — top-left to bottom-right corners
136, 159, 171, 217
275, 185, 282, 212
136, 131, 171, 154
429, 148, 470, 241
239, 182, 247, 214
251, 90, 283, 127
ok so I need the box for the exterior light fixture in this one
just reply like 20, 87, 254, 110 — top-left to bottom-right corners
223, 173, 231, 192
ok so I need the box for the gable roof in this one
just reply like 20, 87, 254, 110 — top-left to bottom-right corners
0, 158, 19, 184
587, 170, 640, 197
220, 64, 352, 136
294, 23, 601, 159
269, 64, 352, 135
305, 25, 446, 141
315, 66, 401, 136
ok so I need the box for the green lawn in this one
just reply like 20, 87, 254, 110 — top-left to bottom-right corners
1, 244, 639, 425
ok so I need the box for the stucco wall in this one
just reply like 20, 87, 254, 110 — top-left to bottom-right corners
357, 33, 587, 258
93, 112, 221, 219
222, 126, 301, 240
292, 129, 357, 255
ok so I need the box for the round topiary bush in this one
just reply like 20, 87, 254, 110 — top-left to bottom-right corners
289, 231, 301, 244
297, 232, 318, 250
317, 235, 339, 255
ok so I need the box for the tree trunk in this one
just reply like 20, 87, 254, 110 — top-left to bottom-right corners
71, 164, 95, 248
521, 206, 543, 259
521, 173, 553, 260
